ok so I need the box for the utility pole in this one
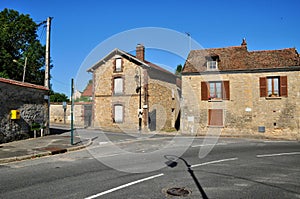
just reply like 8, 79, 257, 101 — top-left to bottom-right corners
44, 17, 52, 88
71, 78, 74, 145
44, 17, 52, 135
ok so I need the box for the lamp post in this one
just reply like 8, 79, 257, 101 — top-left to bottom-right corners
135, 66, 142, 133
13, 57, 27, 82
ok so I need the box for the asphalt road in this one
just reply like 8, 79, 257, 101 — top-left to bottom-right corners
1, 129, 300, 199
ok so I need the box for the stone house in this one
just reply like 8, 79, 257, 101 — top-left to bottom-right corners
181, 39, 300, 139
87, 44, 181, 132
0, 78, 49, 143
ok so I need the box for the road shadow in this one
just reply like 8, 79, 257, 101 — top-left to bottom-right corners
49, 127, 70, 135
165, 155, 209, 199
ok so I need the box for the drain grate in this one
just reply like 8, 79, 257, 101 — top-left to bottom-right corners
166, 187, 191, 197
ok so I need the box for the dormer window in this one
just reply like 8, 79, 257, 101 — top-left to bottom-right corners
206, 55, 219, 71
207, 61, 218, 70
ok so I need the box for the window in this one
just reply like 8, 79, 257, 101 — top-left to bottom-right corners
206, 55, 219, 70
201, 81, 230, 100
267, 77, 279, 97
114, 104, 123, 123
209, 82, 222, 99
207, 61, 218, 70
115, 58, 122, 72
259, 76, 287, 97
208, 109, 223, 126
113, 77, 123, 95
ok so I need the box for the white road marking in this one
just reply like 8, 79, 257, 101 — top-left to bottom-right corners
85, 173, 164, 199
256, 152, 300, 158
192, 143, 228, 148
191, 157, 238, 168
263, 140, 297, 143
99, 141, 109, 145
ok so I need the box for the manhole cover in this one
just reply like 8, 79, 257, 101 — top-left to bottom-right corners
166, 187, 191, 197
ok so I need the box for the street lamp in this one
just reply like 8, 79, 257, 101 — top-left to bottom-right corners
13, 57, 27, 82
135, 66, 142, 133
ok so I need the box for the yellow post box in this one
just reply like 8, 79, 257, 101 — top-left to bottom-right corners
11, 110, 21, 120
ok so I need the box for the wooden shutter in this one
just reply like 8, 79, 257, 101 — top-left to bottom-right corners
114, 105, 123, 123
280, 76, 288, 97
259, 77, 267, 97
222, 81, 230, 100
114, 77, 123, 94
201, 81, 208, 100
116, 58, 122, 72
208, 109, 223, 126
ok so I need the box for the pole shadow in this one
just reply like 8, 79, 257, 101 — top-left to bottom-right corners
165, 155, 209, 199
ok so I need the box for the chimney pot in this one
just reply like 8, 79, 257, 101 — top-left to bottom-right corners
241, 38, 247, 47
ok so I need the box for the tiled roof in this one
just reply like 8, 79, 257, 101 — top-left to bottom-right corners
0, 78, 49, 91
183, 44, 300, 73
81, 83, 93, 97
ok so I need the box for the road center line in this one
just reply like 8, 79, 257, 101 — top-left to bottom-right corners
191, 157, 238, 168
85, 173, 164, 199
256, 152, 300, 158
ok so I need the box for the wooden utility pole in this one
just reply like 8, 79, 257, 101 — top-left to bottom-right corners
44, 17, 52, 88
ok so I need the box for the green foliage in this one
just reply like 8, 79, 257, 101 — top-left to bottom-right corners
75, 96, 92, 102
50, 90, 69, 102
0, 8, 47, 85
175, 64, 182, 77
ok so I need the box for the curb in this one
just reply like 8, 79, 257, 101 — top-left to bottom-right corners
0, 139, 93, 164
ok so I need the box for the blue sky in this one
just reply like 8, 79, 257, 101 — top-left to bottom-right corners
1, 0, 299, 95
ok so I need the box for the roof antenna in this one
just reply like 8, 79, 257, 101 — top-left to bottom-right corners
185, 32, 191, 51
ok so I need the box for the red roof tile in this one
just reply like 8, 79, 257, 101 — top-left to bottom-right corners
183, 44, 300, 73
0, 78, 49, 91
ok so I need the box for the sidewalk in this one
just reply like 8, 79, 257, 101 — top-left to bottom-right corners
0, 131, 91, 164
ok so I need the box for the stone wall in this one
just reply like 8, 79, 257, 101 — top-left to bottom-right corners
181, 70, 300, 140
0, 78, 48, 143
50, 102, 92, 128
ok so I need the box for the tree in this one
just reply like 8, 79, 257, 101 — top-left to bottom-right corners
49, 89, 69, 102
0, 8, 47, 85
175, 64, 183, 77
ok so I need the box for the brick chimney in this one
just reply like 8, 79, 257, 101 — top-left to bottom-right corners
136, 44, 145, 61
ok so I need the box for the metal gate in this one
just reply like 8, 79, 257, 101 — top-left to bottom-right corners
84, 104, 92, 127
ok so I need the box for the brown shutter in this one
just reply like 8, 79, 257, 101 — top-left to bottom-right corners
208, 109, 223, 126
201, 81, 208, 100
222, 81, 230, 100
259, 77, 267, 97
280, 76, 288, 97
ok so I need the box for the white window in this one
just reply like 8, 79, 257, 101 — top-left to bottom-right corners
209, 82, 222, 99
114, 77, 123, 95
114, 105, 123, 123
116, 58, 122, 72
207, 61, 218, 70
267, 77, 279, 97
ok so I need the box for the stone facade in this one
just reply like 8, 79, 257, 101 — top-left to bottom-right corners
0, 78, 49, 143
88, 45, 181, 132
182, 40, 300, 140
